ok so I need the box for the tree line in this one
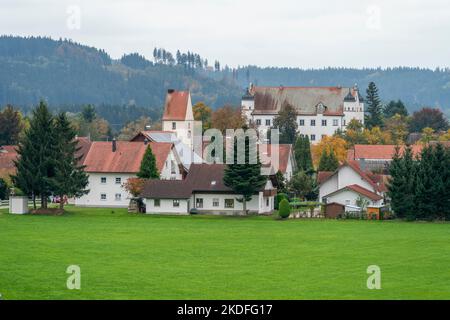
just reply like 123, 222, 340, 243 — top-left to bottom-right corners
388, 143, 450, 221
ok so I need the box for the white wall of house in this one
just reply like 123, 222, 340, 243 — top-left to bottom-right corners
75, 173, 134, 207
145, 198, 189, 215
191, 192, 273, 214
160, 149, 183, 180
284, 154, 294, 181
319, 174, 339, 203
337, 166, 375, 191
324, 190, 383, 207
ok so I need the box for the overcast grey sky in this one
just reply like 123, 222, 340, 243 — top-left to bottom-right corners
1, 0, 450, 68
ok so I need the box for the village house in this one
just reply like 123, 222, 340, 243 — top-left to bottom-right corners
242, 84, 364, 144
75, 140, 183, 208
318, 161, 387, 208
142, 163, 276, 215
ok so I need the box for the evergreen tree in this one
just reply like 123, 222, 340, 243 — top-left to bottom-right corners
273, 170, 287, 193
415, 145, 439, 220
52, 112, 89, 210
223, 135, 267, 214
0, 178, 8, 200
294, 135, 313, 173
318, 149, 339, 172
273, 103, 298, 144
365, 82, 383, 128
12, 101, 56, 209
432, 143, 450, 219
137, 145, 159, 179
288, 170, 314, 200
383, 100, 408, 118
387, 146, 416, 220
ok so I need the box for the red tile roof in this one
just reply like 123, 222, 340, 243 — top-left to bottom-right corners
83, 141, 172, 173
75, 137, 92, 165
162, 90, 190, 121
325, 184, 382, 201
317, 171, 334, 184
345, 185, 383, 201
351, 145, 423, 160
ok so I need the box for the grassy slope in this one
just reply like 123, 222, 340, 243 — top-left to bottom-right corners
0, 206, 449, 300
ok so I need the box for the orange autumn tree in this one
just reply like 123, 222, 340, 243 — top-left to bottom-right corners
311, 136, 347, 168
123, 178, 145, 198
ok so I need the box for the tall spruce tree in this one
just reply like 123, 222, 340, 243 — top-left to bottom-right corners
223, 135, 267, 214
273, 103, 298, 144
387, 146, 416, 220
318, 149, 339, 172
52, 112, 89, 210
365, 82, 383, 129
13, 101, 56, 209
294, 135, 313, 173
137, 145, 159, 179
414, 146, 437, 220
431, 143, 449, 219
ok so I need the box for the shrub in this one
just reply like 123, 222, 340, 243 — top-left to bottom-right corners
275, 193, 288, 210
279, 199, 291, 219
0, 178, 8, 200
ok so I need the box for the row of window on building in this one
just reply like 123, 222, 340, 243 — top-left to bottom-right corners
100, 193, 122, 201
255, 119, 341, 127
100, 177, 122, 184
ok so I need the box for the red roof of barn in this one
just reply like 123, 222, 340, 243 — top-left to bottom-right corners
162, 90, 190, 121
83, 141, 172, 173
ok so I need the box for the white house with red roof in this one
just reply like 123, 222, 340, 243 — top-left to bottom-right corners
161, 89, 202, 151
318, 161, 385, 207
242, 84, 364, 143
142, 164, 276, 215
75, 140, 183, 207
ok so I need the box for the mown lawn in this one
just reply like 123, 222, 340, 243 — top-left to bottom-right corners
0, 206, 449, 300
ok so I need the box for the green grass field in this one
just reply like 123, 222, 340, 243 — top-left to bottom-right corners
1, 206, 449, 300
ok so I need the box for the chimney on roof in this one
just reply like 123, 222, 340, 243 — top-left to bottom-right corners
167, 89, 175, 94
112, 138, 117, 152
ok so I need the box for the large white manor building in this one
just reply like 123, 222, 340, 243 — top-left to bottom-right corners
242, 85, 365, 143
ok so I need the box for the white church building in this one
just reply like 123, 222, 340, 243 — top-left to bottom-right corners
242, 85, 365, 144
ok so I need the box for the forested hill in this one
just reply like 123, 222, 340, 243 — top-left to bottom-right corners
1, 36, 450, 119
0, 36, 242, 115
